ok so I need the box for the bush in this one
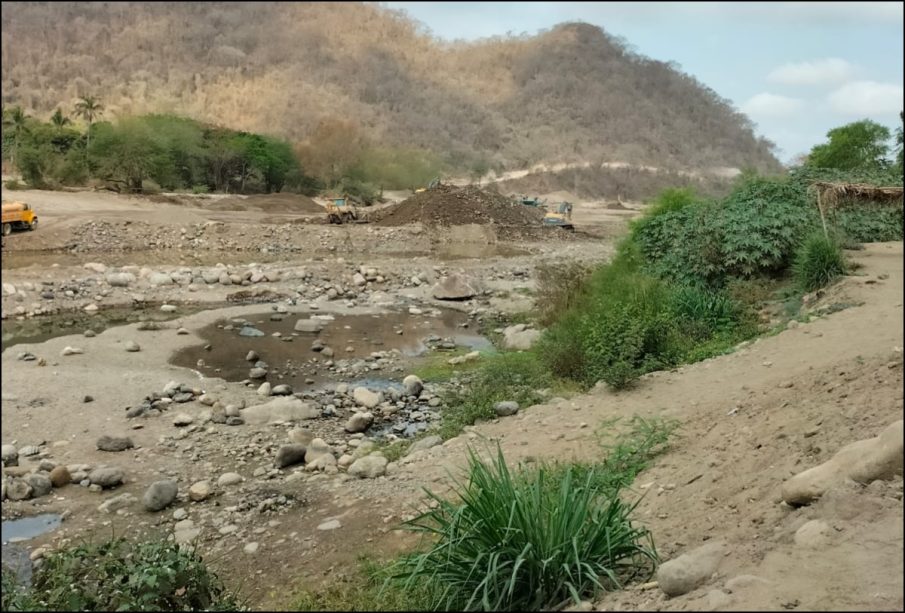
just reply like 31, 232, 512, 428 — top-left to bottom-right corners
534, 260, 593, 326
1, 537, 242, 612
793, 232, 847, 292
835, 206, 903, 243
4, 179, 24, 190
391, 446, 658, 611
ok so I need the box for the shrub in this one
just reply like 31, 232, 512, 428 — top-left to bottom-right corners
4, 179, 24, 190
392, 446, 658, 611
534, 259, 593, 326
1, 537, 242, 612
793, 232, 847, 292
835, 206, 904, 243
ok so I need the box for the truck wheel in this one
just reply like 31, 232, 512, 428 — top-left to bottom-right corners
29, 218, 38, 231
2, 223, 10, 236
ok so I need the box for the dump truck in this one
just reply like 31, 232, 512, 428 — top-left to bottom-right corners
2, 201, 38, 235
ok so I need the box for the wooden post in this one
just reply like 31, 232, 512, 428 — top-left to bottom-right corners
817, 190, 828, 238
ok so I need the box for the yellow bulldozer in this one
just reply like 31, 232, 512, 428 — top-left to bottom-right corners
324, 196, 361, 224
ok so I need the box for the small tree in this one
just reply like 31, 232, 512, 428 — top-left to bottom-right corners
895, 110, 903, 174
73, 95, 104, 153
2, 106, 30, 170
808, 119, 891, 172
50, 107, 71, 133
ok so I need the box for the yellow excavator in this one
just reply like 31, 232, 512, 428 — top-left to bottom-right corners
542, 201, 574, 230
415, 177, 441, 194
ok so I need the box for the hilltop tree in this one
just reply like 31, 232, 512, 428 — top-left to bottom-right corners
808, 119, 891, 172
73, 95, 104, 151
50, 107, 71, 133
2, 106, 30, 169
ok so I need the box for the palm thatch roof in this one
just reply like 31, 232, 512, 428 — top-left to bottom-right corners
809, 181, 903, 210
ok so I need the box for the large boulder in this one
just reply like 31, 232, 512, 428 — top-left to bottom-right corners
402, 375, 424, 397
432, 273, 479, 300
242, 397, 320, 424
656, 541, 726, 597
344, 412, 374, 433
352, 387, 382, 409
1, 444, 18, 466
275, 444, 308, 468
782, 420, 903, 506
88, 467, 125, 489
96, 435, 134, 452
25, 473, 53, 497
347, 454, 388, 479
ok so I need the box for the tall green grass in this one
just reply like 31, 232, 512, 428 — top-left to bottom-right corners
391, 446, 658, 611
793, 232, 847, 292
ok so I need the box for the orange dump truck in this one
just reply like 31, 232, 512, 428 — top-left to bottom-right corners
1, 201, 38, 235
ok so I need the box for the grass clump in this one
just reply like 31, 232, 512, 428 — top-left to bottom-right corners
1, 537, 242, 612
793, 232, 847, 292
391, 446, 658, 611
293, 557, 431, 611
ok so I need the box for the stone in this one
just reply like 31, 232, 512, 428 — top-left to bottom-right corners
448, 351, 480, 365
294, 319, 324, 333
175, 528, 201, 544
49, 465, 71, 487
275, 444, 308, 468
239, 326, 265, 337
124, 340, 141, 352
352, 273, 367, 286
782, 420, 903, 506
96, 435, 134, 452
160, 304, 177, 313
188, 480, 212, 502
493, 401, 520, 417
244, 542, 259, 554
271, 384, 292, 396
84, 262, 107, 273
242, 397, 320, 424
502, 327, 542, 351
432, 273, 479, 300
348, 454, 389, 479
106, 272, 135, 287
794, 519, 831, 548
149, 272, 174, 286
344, 412, 374, 433
352, 387, 382, 409
246, 350, 259, 362
402, 375, 423, 397
656, 541, 726, 597
25, 473, 53, 497
304, 438, 333, 464
257, 382, 272, 397
88, 467, 125, 488
408, 435, 442, 455
173, 508, 188, 521
6, 478, 32, 500
317, 519, 342, 531
249, 367, 268, 379
19, 445, 40, 457
98, 493, 137, 513
143, 480, 178, 512
218, 472, 243, 487
61, 346, 84, 356
289, 428, 314, 446
173, 413, 194, 427
1, 444, 18, 465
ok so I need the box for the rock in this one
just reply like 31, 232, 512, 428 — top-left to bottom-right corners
1, 444, 18, 465
502, 327, 542, 351
448, 351, 480, 365
271, 384, 292, 396
348, 454, 389, 479
242, 397, 320, 424
257, 381, 272, 397
289, 428, 314, 446
493, 401, 520, 417
239, 326, 265, 337
175, 528, 201, 544
317, 519, 342, 531
19, 445, 40, 457
217, 472, 243, 487
173, 413, 194, 427
84, 304, 99, 312
294, 319, 324, 333
177, 328, 190, 335
49, 465, 71, 487
352, 387, 382, 409
160, 304, 177, 313
794, 519, 831, 548
304, 438, 333, 463
61, 346, 84, 356
408, 435, 442, 455
656, 541, 726, 597
88, 467, 125, 489
344, 412, 374, 433
188, 481, 212, 502
352, 273, 367, 286
402, 374, 423, 396
782, 420, 903, 506
249, 367, 268, 379
6, 478, 32, 500
432, 273, 480, 300
243, 542, 259, 554
98, 493, 137, 513
3, 282, 17, 295
275, 444, 308, 468
124, 340, 141, 352
96, 435, 134, 452
246, 350, 259, 362
84, 262, 107, 273
143, 480, 178, 512
173, 508, 188, 521
106, 272, 135, 287
25, 473, 53, 497
149, 272, 174, 286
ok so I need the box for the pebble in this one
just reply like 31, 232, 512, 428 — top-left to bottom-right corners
189, 480, 212, 502
244, 542, 259, 554
124, 340, 141, 352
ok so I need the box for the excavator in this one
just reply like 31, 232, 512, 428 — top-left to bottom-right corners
542, 201, 574, 230
414, 177, 441, 193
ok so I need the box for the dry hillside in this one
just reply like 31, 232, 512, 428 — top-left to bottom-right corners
1, 2, 781, 174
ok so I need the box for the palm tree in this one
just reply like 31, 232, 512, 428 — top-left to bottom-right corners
73, 95, 104, 151
50, 107, 71, 133
2, 106, 29, 170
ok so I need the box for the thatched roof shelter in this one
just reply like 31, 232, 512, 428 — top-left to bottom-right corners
808, 181, 903, 236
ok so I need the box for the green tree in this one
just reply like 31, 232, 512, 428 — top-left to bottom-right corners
73, 95, 104, 152
895, 111, 903, 174
808, 119, 891, 172
50, 107, 71, 133
2, 106, 30, 169
89, 118, 164, 192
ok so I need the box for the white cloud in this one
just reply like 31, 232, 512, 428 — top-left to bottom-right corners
741, 93, 805, 117
767, 58, 855, 86
828, 81, 904, 115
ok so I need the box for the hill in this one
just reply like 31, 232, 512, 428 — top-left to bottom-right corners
1, 2, 781, 179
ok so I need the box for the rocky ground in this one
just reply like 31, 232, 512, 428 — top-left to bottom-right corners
1, 186, 902, 611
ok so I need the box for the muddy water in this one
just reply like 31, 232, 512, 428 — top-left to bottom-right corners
0, 249, 313, 270
171, 309, 492, 389
1, 303, 216, 351
1, 513, 62, 584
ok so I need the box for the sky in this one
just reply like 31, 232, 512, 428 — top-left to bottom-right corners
383, 1, 904, 165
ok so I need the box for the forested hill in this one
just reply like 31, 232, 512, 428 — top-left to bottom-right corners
1, 2, 781, 174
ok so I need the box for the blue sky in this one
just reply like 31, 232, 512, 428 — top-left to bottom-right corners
383, 1, 904, 164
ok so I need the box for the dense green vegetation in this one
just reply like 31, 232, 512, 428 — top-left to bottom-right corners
807, 119, 894, 173
793, 232, 847, 293
1, 538, 242, 611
